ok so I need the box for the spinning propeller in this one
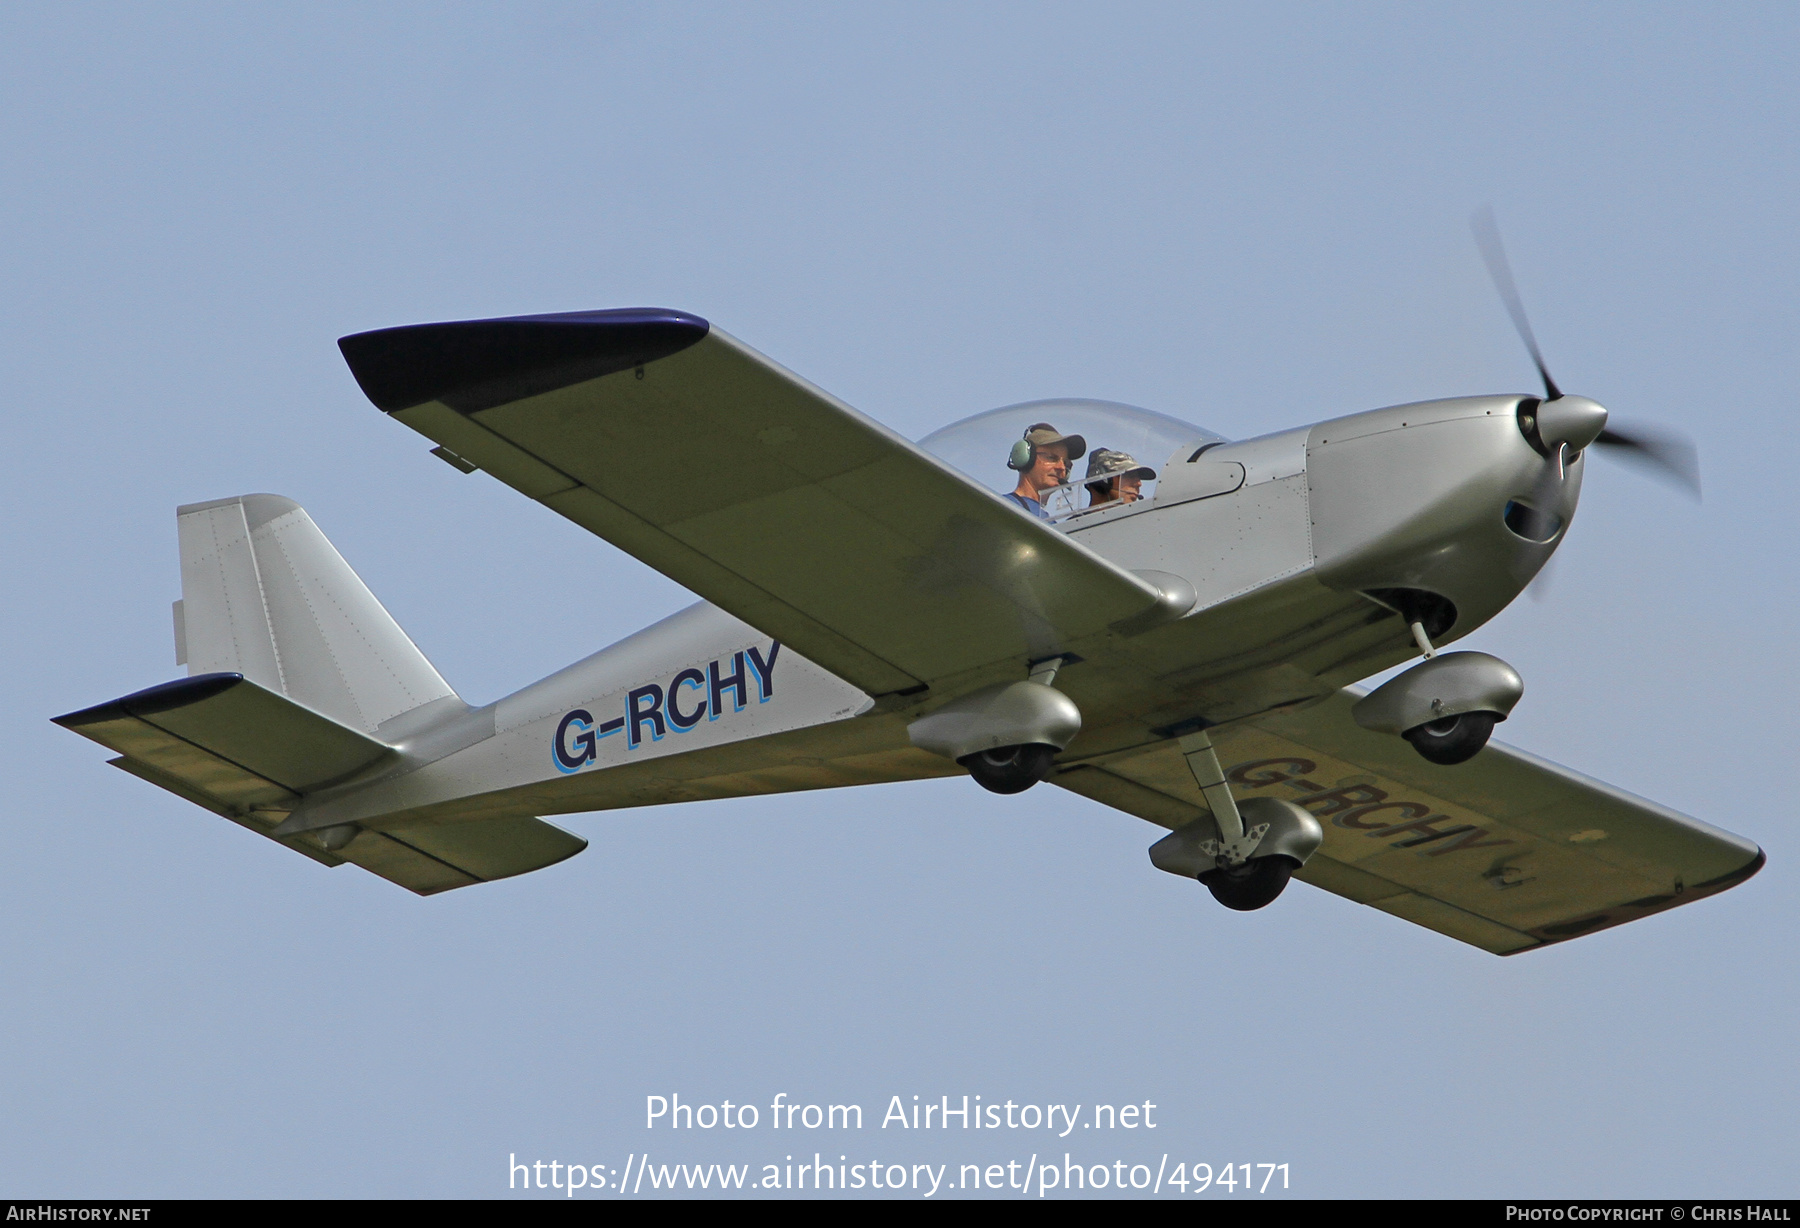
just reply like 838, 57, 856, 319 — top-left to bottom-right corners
1471, 207, 1699, 541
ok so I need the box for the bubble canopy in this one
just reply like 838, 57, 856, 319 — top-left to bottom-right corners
916, 399, 1227, 517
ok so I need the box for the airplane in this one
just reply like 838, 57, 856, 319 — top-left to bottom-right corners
54, 220, 1762, 955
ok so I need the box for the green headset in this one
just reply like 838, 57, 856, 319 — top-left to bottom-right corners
1009, 423, 1082, 472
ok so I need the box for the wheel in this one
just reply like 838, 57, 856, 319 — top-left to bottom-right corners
958, 743, 1058, 794
1199, 855, 1299, 911
1403, 711, 1498, 765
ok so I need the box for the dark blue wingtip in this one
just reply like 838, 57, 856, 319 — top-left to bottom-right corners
53, 673, 247, 728
337, 307, 711, 414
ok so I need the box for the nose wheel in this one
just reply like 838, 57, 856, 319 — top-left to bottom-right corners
1403, 711, 1497, 765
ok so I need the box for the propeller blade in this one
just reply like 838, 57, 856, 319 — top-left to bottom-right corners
1593, 426, 1701, 497
1472, 205, 1562, 401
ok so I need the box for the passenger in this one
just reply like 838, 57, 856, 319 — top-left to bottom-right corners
1084, 448, 1156, 507
1002, 422, 1086, 519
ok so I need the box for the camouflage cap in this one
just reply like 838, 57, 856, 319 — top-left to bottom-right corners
1084, 447, 1156, 485
1022, 422, 1087, 461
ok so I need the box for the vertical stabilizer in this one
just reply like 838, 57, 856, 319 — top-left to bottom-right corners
176, 494, 457, 733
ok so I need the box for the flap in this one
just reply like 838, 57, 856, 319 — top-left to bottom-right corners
1055, 690, 1763, 955
339, 310, 1167, 696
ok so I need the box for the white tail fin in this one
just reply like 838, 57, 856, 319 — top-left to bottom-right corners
175, 494, 457, 733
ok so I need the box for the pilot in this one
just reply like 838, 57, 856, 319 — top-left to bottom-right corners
1083, 448, 1156, 507
1003, 422, 1086, 519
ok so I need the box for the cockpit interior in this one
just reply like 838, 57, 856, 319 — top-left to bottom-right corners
917, 398, 1227, 522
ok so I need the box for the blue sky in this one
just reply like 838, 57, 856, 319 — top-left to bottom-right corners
2, 2, 1796, 1198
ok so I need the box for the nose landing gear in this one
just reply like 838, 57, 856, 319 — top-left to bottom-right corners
1403, 711, 1499, 765
1352, 648, 1522, 768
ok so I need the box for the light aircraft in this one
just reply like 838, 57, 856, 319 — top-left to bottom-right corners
55, 219, 1761, 954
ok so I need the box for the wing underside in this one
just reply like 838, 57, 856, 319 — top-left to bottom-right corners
1055, 690, 1763, 954
338, 310, 1168, 697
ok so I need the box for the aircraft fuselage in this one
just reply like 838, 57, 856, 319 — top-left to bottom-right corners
274, 392, 1573, 838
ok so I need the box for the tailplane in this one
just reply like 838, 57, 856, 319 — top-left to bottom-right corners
56, 495, 587, 894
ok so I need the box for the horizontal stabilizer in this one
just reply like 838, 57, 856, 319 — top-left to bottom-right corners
55, 672, 586, 895
331, 816, 589, 896
54, 673, 394, 808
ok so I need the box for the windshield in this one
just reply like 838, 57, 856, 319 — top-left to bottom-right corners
917, 398, 1227, 519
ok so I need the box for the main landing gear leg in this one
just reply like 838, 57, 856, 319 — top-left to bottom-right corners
1180, 729, 1293, 910
1163, 729, 1315, 911
1177, 729, 1264, 865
